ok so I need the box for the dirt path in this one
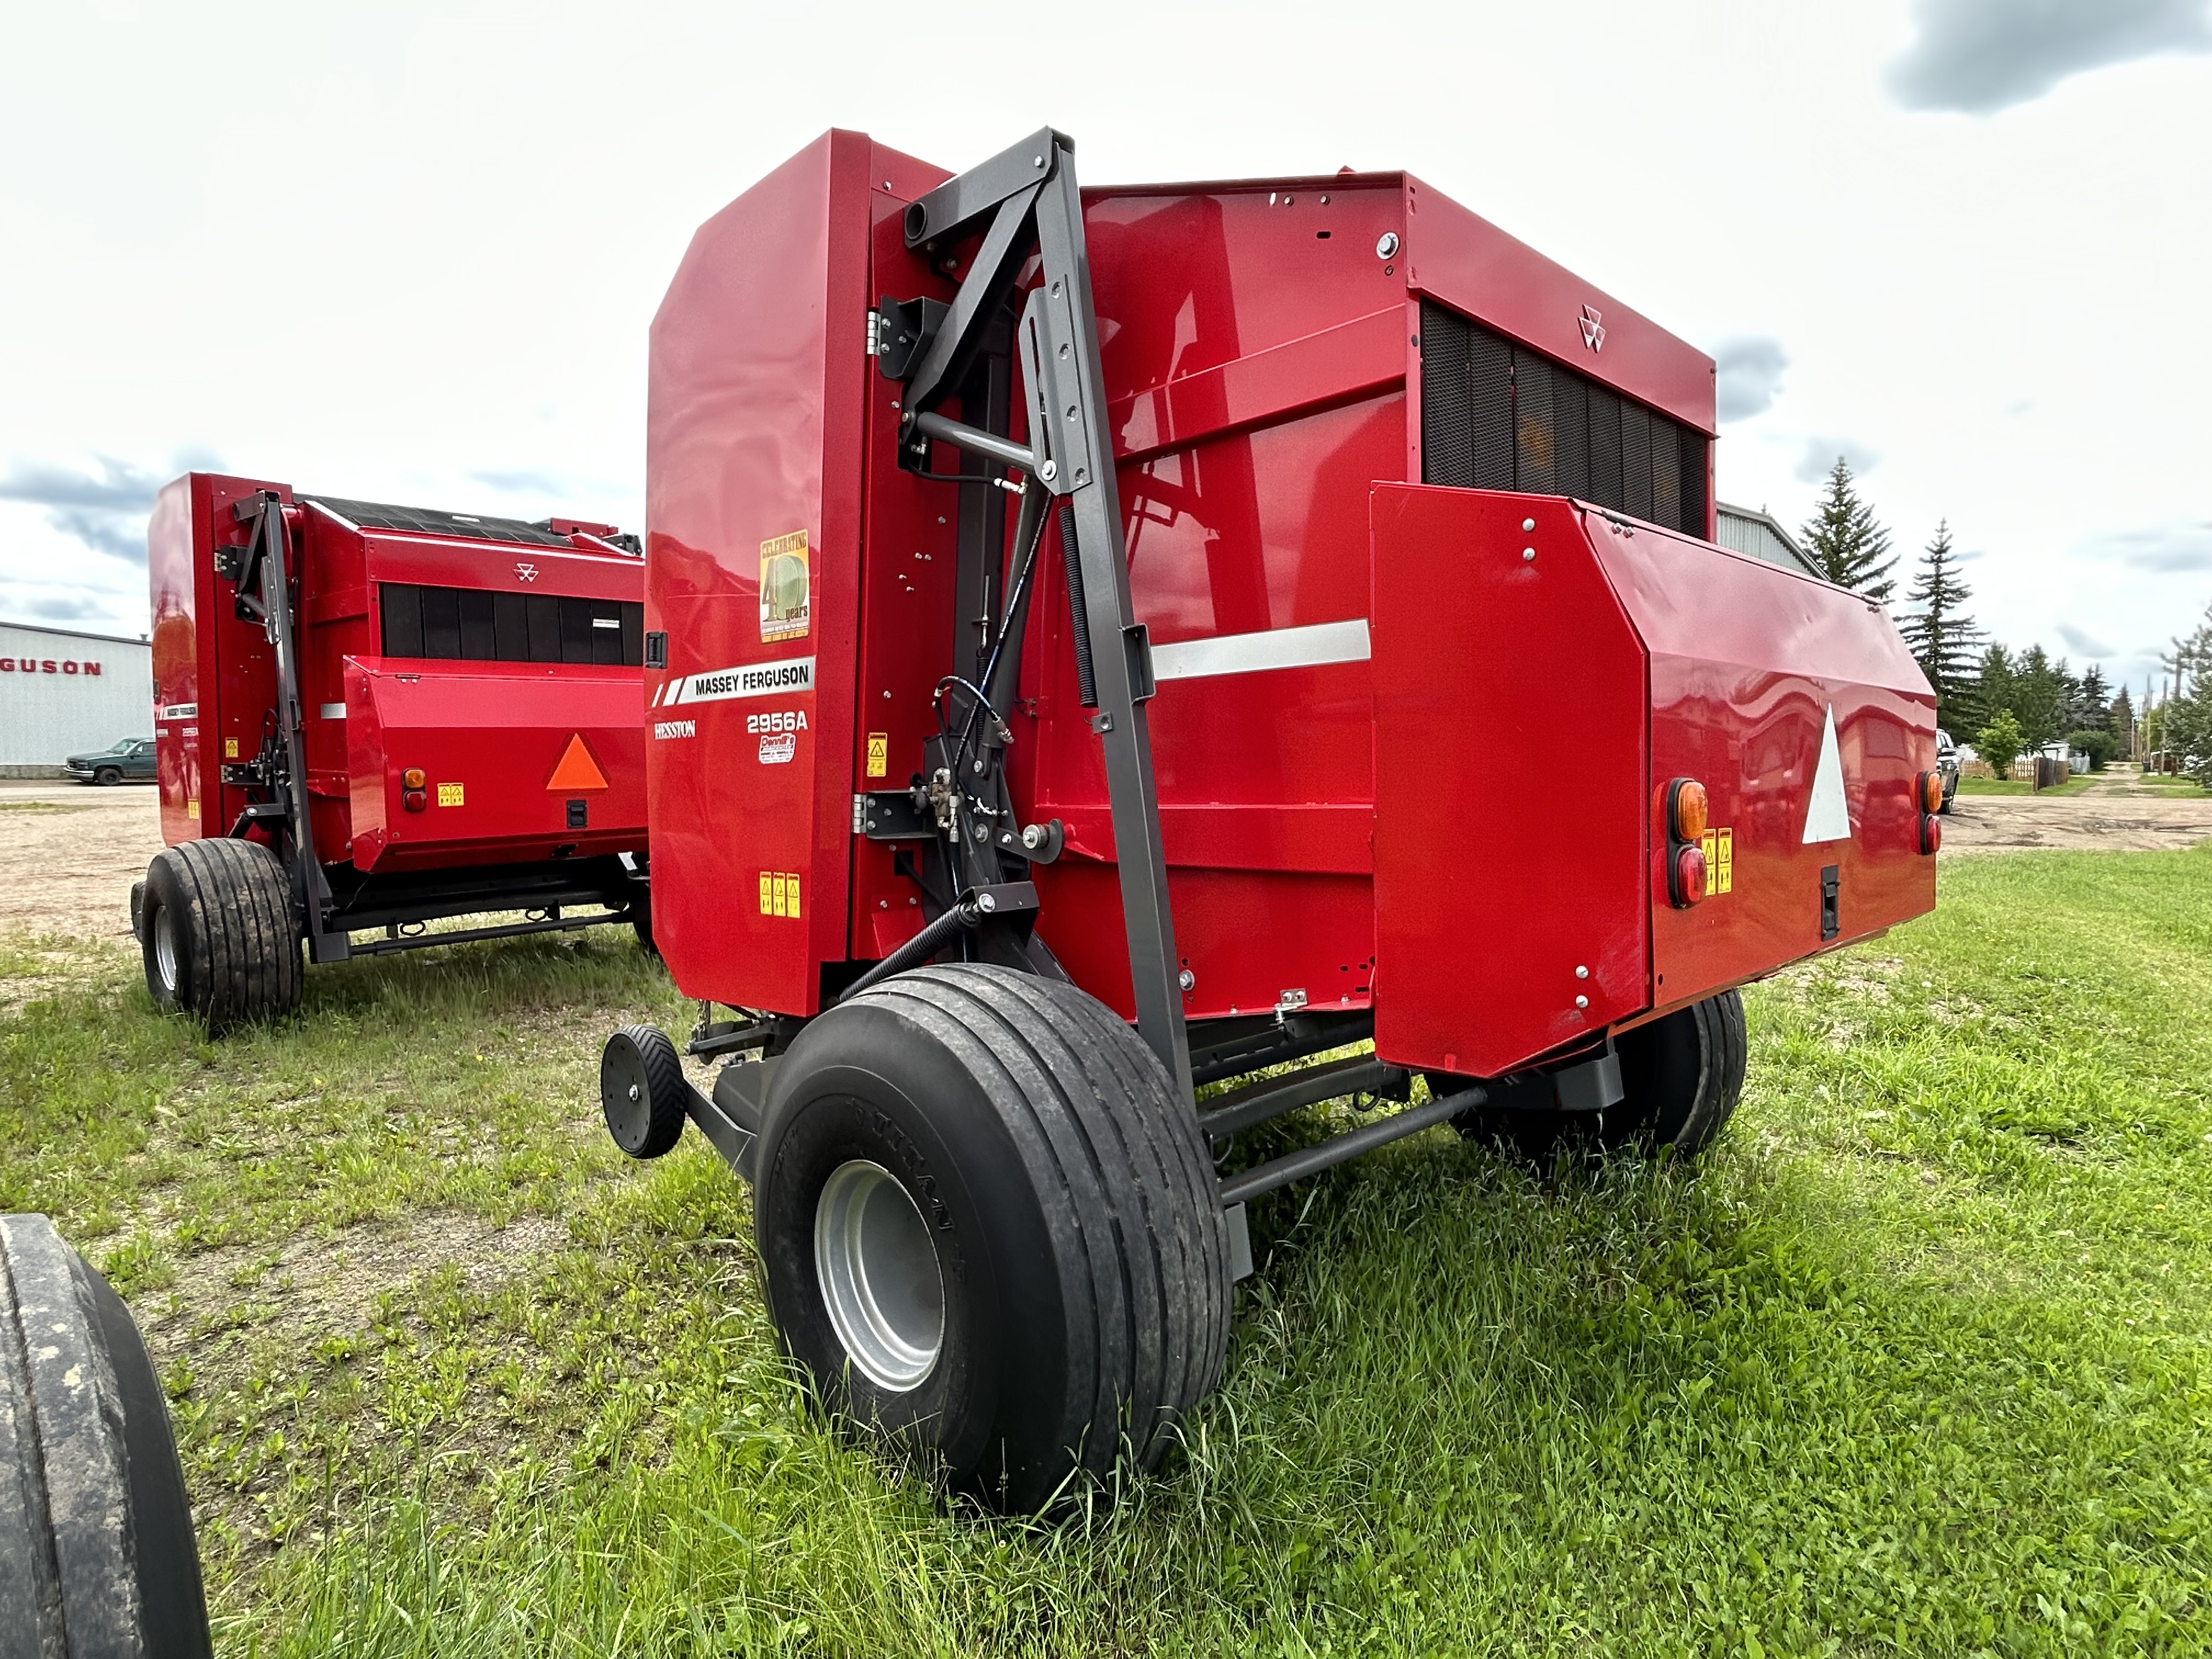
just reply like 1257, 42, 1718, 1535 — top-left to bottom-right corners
1940, 768, 2212, 855
0, 782, 162, 944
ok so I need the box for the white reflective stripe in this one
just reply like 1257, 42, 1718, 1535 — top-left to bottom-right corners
1150, 618, 1371, 682
650, 681, 665, 708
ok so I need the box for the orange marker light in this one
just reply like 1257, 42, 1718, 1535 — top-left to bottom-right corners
1668, 778, 1709, 844
403, 767, 426, 789
1919, 771, 1943, 813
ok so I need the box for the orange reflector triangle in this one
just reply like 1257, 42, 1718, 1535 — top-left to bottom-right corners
546, 733, 610, 792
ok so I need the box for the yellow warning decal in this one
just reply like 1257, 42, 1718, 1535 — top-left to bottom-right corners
759, 871, 803, 918
186, 797, 198, 820
1701, 827, 1734, 895
438, 782, 465, 808
866, 733, 889, 778
225, 738, 239, 759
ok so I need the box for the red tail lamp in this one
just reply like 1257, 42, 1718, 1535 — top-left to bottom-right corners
1920, 812, 1941, 854
1917, 771, 1942, 814
1671, 840, 1708, 907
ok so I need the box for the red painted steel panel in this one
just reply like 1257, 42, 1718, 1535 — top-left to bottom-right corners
1584, 515, 1937, 1010
645, 132, 943, 1014
1371, 486, 1650, 1076
343, 661, 645, 871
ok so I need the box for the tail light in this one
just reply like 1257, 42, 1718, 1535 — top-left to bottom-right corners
1917, 771, 1942, 813
1664, 777, 1708, 907
1920, 812, 1941, 855
403, 767, 426, 789
1670, 841, 1708, 906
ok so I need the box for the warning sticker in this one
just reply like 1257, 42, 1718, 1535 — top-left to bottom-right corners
760, 530, 811, 643
438, 782, 464, 807
866, 732, 889, 778
1701, 827, 1735, 895
225, 738, 239, 759
758, 871, 803, 918
546, 733, 610, 792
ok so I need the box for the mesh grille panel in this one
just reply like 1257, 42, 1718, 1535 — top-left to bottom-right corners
380, 584, 643, 667
1416, 300, 1708, 534
1418, 303, 1474, 489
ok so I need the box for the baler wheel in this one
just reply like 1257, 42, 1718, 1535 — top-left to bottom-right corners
1, 1214, 213, 1659
1598, 989, 1747, 1159
600, 1024, 687, 1159
751, 964, 1231, 1513
1447, 1099, 1598, 1170
138, 839, 304, 1033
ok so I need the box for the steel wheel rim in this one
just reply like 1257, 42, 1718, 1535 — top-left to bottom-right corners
814, 1159, 944, 1392
153, 906, 178, 994
607, 1043, 646, 1149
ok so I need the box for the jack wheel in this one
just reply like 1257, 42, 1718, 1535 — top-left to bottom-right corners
1, 1214, 212, 1658
1598, 989, 1746, 1158
138, 839, 303, 1033
752, 964, 1231, 1512
600, 1024, 687, 1159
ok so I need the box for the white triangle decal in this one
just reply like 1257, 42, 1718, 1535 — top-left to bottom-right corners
1802, 704, 1852, 844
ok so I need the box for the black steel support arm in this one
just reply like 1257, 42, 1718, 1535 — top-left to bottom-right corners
1216, 1086, 1487, 1207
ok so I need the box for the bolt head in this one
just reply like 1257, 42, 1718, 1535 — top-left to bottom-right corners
1522, 548, 1536, 562
978, 891, 996, 912
1575, 995, 1589, 1009
1038, 459, 1058, 482
1575, 964, 1589, 979
1179, 968, 1196, 991
1522, 517, 1536, 531
628, 1082, 640, 1102
1022, 823, 1045, 849
1375, 232, 1400, 259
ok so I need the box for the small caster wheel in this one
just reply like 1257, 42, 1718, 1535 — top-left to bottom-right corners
600, 1024, 688, 1159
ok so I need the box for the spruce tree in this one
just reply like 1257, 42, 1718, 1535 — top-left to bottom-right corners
2077, 663, 2111, 730
1966, 643, 2013, 741
2109, 684, 2135, 754
2013, 645, 2066, 749
1897, 519, 1980, 730
1800, 456, 1898, 603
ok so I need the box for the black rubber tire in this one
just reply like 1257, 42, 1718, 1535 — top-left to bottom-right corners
600, 1024, 687, 1159
1598, 989, 1747, 1158
94, 766, 121, 787
129, 879, 147, 944
1, 1214, 213, 1659
753, 963, 1231, 1513
1447, 1087, 1599, 1170
138, 839, 304, 1034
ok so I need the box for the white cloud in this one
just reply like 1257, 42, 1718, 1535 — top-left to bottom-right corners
1712, 336, 1789, 423
1888, 0, 2212, 115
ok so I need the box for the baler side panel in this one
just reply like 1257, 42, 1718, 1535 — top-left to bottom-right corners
1370, 486, 1650, 1077
1583, 516, 1937, 1008
849, 163, 961, 963
344, 662, 646, 872
644, 131, 880, 1014
149, 476, 201, 845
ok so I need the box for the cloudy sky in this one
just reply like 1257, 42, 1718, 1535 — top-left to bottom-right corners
4, 0, 2207, 697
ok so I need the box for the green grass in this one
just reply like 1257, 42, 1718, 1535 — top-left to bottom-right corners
1954, 775, 2096, 797
4, 849, 2211, 1656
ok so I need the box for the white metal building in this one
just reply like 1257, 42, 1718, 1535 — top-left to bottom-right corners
0, 621, 154, 775
1716, 502, 1819, 579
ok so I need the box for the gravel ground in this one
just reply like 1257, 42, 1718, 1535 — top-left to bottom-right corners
1939, 771, 2212, 855
0, 781, 162, 945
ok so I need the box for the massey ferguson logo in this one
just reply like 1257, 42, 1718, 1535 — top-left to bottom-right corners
515, 562, 538, 583
1578, 304, 1605, 353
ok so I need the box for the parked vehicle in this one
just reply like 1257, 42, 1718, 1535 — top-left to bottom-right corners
138, 475, 654, 1031
598, 127, 1943, 1510
1936, 728, 1960, 811
64, 735, 155, 785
